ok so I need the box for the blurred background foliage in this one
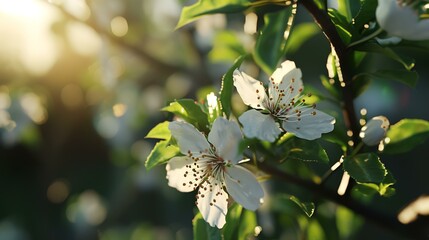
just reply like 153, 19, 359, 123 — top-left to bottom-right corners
0, 0, 428, 239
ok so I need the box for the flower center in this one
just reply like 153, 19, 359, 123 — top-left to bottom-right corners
183, 149, 226, 191
184, 150, 229, 208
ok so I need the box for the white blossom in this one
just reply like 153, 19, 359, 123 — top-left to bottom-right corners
166, 117, 264, 228
359, 116, 390, 146
233, 60, 335, 142
376, 0, 429, 40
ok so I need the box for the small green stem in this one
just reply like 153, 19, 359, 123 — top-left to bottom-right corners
347, 28, 384, 48
350, 141, 364, 156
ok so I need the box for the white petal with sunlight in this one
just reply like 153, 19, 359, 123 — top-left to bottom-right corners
239, 109, 281, 142
166, 156, 202, 192
208, 118, 243, 164
233, 70, 267, 109
197, 180, 229, 228
283, 109, 335, 140
169, 121, 210, 154
225, 165, 264, 211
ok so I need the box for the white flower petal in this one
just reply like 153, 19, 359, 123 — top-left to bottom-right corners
225, 165, 264, 211
239, 109, 282, 142
208, 117, 243, 164
196, 179, 229, 228
269, 60, 303, 105
376, 0, 429, 40
233, 70, 267, 109
169, 121, 211, 154
166, 156, 203, 192
283, 108, 335, 140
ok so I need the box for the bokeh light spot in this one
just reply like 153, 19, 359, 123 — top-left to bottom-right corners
112, 103, 127, 117
66, 190, 107, 226
110, 16, 128, 37
20, 93, 48, 124
47, 179, 70, 204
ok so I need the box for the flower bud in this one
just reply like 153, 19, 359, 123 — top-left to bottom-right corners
359, 116, 390, 146
376, 0, 429, 41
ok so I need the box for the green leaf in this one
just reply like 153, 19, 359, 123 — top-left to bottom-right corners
353, 172, 396, 197
193, 213, 208, 240
320, 75, 341, 100
162, 99, 209, 132
337, 0, 361, 21
352, 0, 377, 32
399, 40, 429, 52
307, 220, 326, 240
280, 138, 330, 164
209, 31, 247, 63
354, 69, 419, 88
356, 42, 415, 70
336, 206, 363, 239
343, 153, 387, 184
237, 209, 257, 240
192, 212, 222, 240
177, 0, 252, 28
220, 55, 246, 117
328, 8, 353, 44
145, 140, 180, 170
145, 121, 171, 140
289, 195, 315, 217
222, 204, 243, 240
254, 8, 293, 74
284, 23, 320, 55
384, 119, 429, 154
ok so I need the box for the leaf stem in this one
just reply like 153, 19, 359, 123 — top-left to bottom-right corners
348, 28, 384, 48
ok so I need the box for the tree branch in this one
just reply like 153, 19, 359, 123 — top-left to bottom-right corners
299, 0, 359, 143
258, 162, 421, 239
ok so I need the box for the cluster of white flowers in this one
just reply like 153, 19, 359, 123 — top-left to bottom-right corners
164, 60, 336, 228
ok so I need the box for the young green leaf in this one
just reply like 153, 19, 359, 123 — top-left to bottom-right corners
343, 153, 387, 184
283, 22, 320, 55
384, 119, 429, 154
237, 209, 258, 240
353, 69, 418, 88
352, 0, 377, 32
192, 212, 222, 240
320, 75, 341, 100
145, 140, 180, 170
254, 8, 293, 74
220, 55, 246, 117
328, 8, 353, 44
222, 204, 243, 240
193, 213, 208, 240
336, 206, 363, 239
289, 195, 315, 217
356, 42, 415, 70
145, 121, 171, 140
177, 0, 252, 28
209, 31, 247, 63
162, 99, 209, 132
280, 138, 330, 164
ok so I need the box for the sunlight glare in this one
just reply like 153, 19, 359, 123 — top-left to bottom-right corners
66, 22, 101, 56
0, 0, 61, 76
